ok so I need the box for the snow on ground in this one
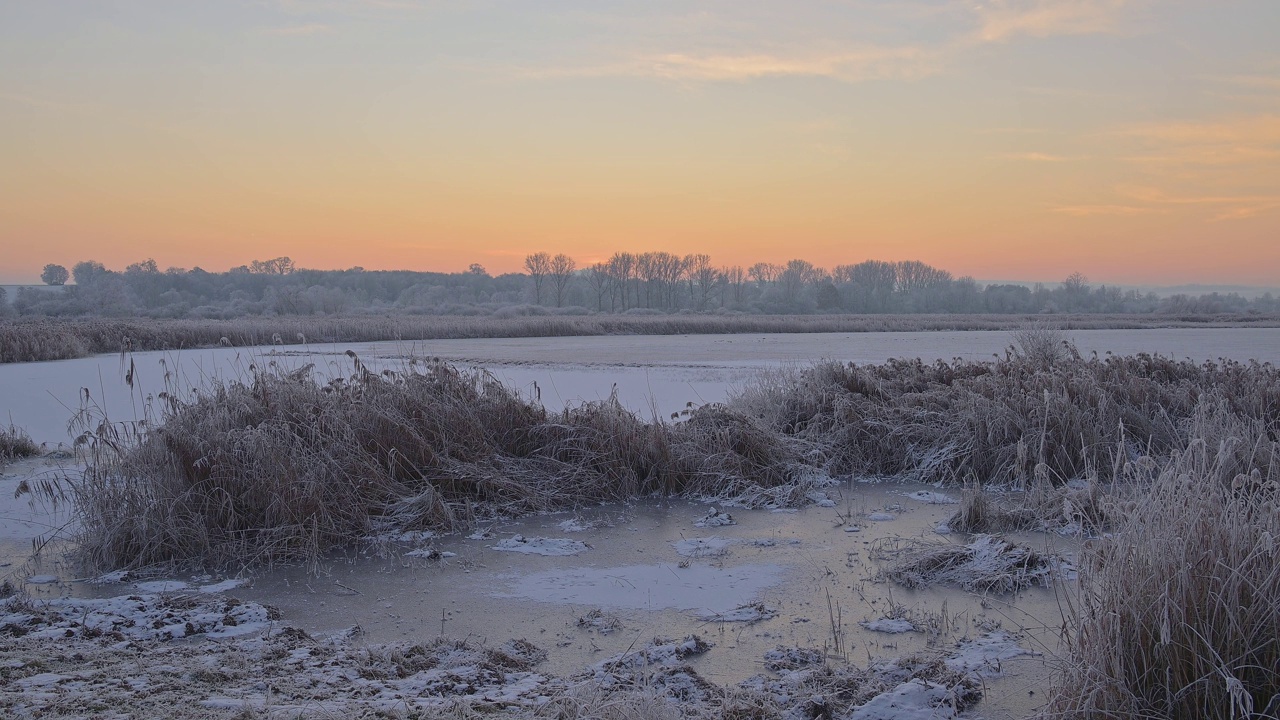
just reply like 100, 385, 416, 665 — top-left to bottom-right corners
945, 631, 1041, 678
673, 536, 735, 557
0, 586, 1039, 719
490, 535, 589, 556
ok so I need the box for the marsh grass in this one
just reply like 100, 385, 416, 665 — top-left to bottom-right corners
66, 355, 817, 570
1043, 439, 1280, 719
732, 347, 1280, 488
0, 424, 40, 467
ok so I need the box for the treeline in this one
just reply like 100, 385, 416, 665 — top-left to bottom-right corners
5, 253, 1277, 320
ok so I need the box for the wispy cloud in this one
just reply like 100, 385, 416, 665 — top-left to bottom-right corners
1118, 114, 1280, 166
971, 0, 1134, 43
263, 23, 333, 36
1052, 204, 1155, 216
517, 46, 940, 84
1118, 186, 1280, 221
1000, 152, 1072, 162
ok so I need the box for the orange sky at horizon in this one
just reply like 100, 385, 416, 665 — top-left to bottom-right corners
2, 1, 1278, 287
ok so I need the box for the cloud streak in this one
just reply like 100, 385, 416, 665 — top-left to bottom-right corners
971, 0, 1134, 43
263, 23, 333, 36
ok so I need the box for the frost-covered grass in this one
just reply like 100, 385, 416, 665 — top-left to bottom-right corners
63, 356, 819, 570
1043, 442, 1280, 719
0, 425, 39, 466
733, 343, 1280, 487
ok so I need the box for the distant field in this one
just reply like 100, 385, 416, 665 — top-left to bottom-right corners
2, 311, 1280, 363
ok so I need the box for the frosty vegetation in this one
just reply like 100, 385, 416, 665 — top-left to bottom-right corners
14, 332, 1280, 719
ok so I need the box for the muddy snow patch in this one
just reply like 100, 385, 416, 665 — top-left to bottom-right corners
497, 562, 784, 612
945, 631, 1040, 678
0, 592, 278, 641
867, 512, 896, 522
491, 535, 588, 556
24, 575, 58, 585
695, 602, 777, 624
848, 679, 966, 720
860, 618, 916, 634
694, 508, 736, 528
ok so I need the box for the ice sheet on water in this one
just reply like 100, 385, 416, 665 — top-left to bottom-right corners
134, 580, 189, 593
905, 490, 958, 504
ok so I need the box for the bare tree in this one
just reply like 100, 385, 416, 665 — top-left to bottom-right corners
686, 254, 718, 310
524, 251, 551, 305
725, 265, 747, 304
549, 253, 577, 307
779, 259, 820, 305
250, 257, 295, 275
748, 262, 781, 287
584, 263, 612, 311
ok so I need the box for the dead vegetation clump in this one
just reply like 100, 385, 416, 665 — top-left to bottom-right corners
0, 424, 40, 467
64, 357, 816, 570
1043, 439, 1280, 720
870, 535, 1059, 593
731, 341, 1280, 489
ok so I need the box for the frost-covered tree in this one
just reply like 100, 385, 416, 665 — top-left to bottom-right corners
40, 263, 69, 286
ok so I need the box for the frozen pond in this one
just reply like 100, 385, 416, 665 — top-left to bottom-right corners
16, 481, 1070, 719
2, 327, 1277, 446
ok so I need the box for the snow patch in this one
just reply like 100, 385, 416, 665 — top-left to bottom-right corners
859, 618, 916, 634
490, 535, 588, 556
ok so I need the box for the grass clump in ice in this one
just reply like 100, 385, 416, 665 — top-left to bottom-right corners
870, 535, 1058, 594
0, 424, 39, 466
1043, 439, 1280, 720
65, 357, 818, 570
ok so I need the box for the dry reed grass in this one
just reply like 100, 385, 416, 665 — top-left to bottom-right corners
65, 355, 816, 570
1043, 437, 1280, 719
732, 345, 1280, 488
4, 312, 1273, 363
0, 424, 40, 467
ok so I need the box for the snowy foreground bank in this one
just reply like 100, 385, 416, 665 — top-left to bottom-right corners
1, 589, 1036, 719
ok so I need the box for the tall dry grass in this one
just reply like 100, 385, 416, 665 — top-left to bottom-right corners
731, 345, 1280, 487
0, 424, 40, 468
1043, 437, 1280, 719
4, 312, 1274, 363
67, 356, 816, 569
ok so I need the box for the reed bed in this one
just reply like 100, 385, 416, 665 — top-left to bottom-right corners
732, 342, 1280, 487
0, 424, 40, 466
67, 356, 816, 569
1043, 440, 1280, 719
4, 312, 1273, 364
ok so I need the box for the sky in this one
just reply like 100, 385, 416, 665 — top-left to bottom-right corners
1, 1, 1278, 286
